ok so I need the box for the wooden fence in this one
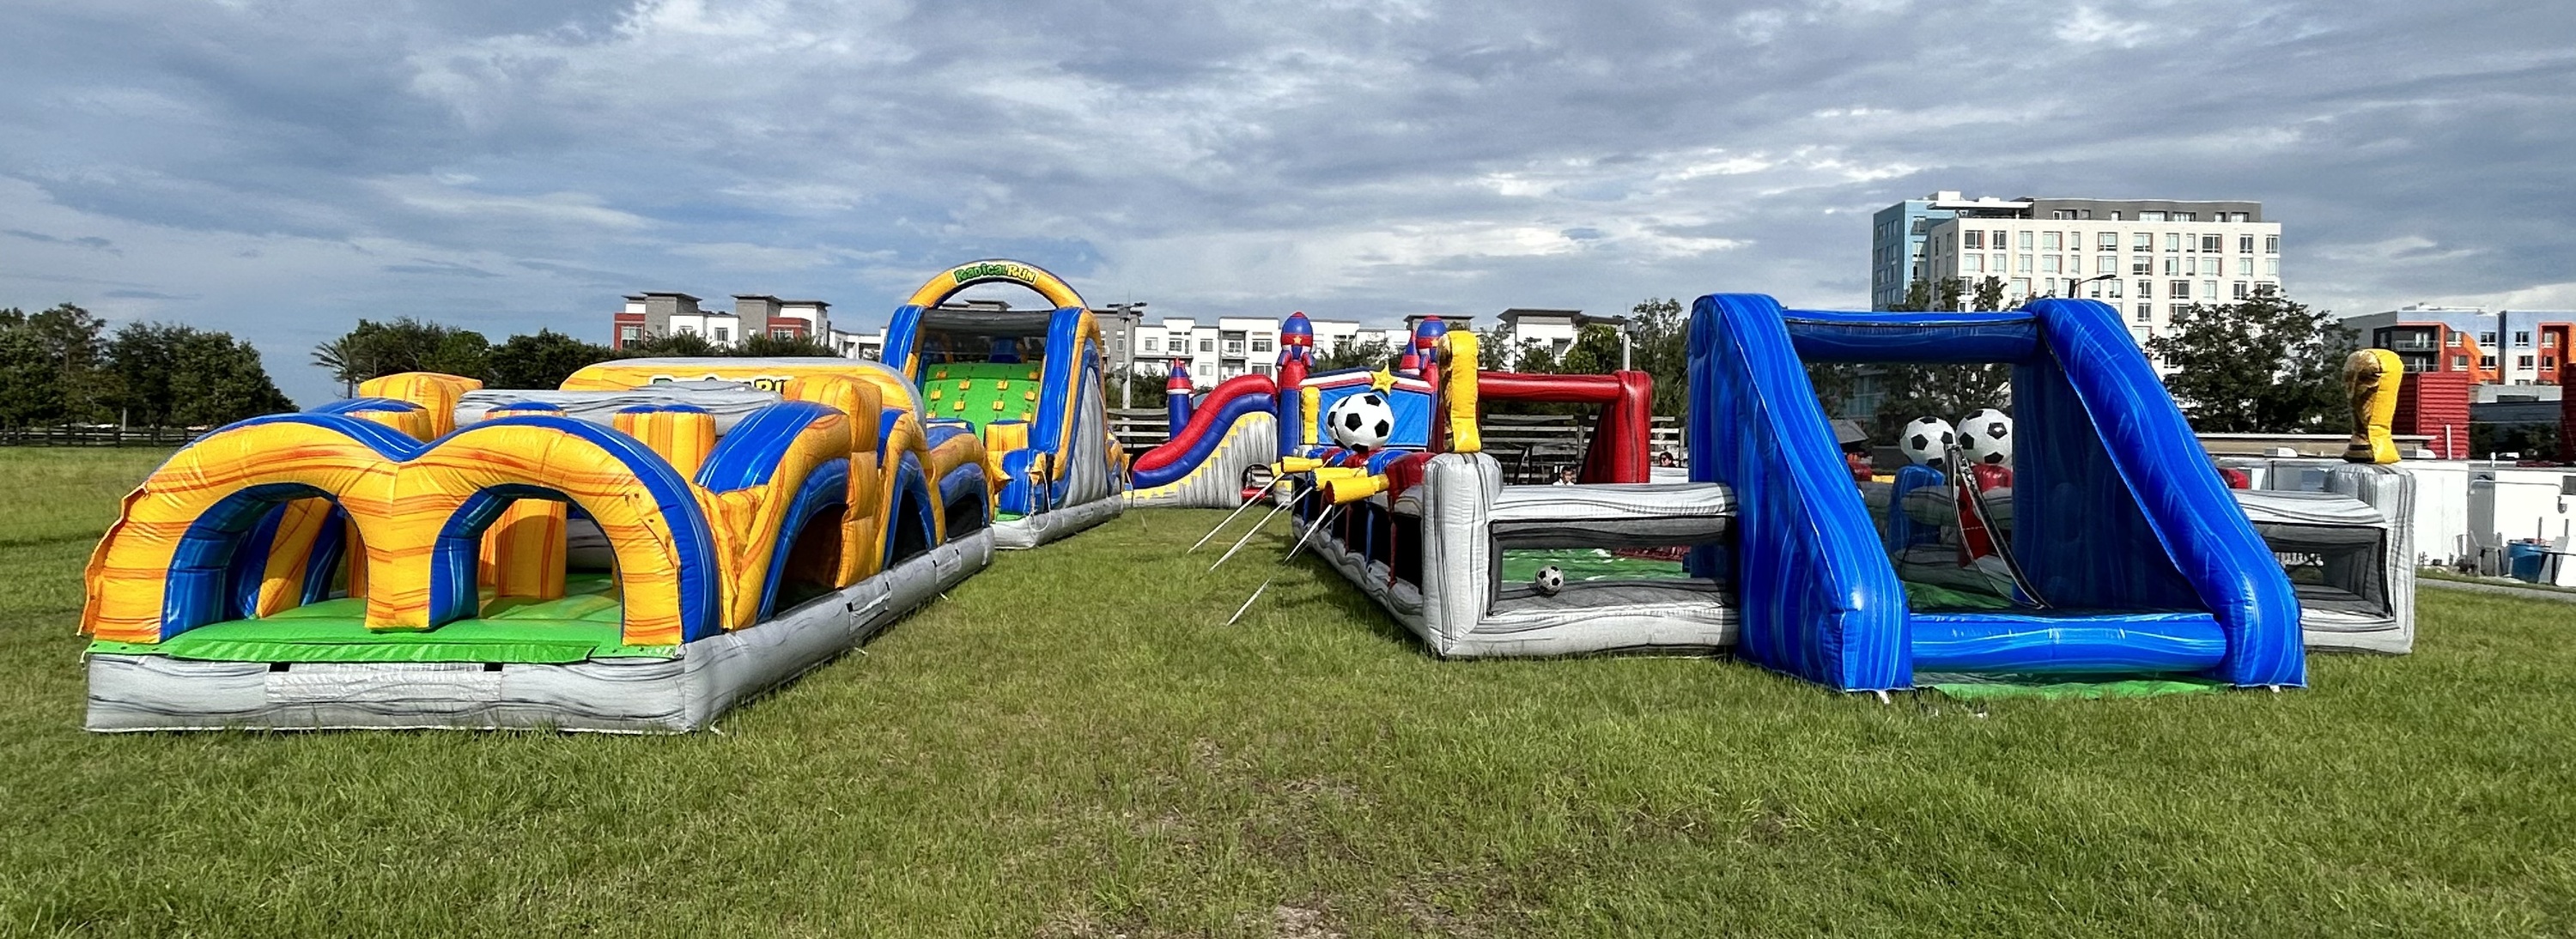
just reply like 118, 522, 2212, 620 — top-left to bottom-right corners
0, 426, 202, 447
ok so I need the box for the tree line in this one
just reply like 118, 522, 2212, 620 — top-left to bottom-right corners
0, 303, 292, 430
312, 318, 842, 395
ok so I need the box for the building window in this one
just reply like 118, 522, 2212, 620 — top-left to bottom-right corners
2135, 303, 2153, 322
2165, 233, 2182, 251
1252, 338, 1273, 353
772, 329, 795, 339
2233, 282, 2251, 300
1963, 254, 1983, 274
2515, 330, 2532, 347
2264, 235, 2279, 253
2136, 279, 2154, 298
2042, 232, 2062, 250
2480, 331, 2498, 346
2518, 355, 2537, 369
714, 327, 730, 342
2095, 233, 2115, 250
2236, 257, 2254, 276
2017, 231, 2034, 249
2042, 256, 2062, 274
2133, 232, 2153, 251
1143, 337, 1158, 352
2196, 257, 2216, 276
2171, 280, 2192, 300
1224, 341, 1244, 354
2203, 280, 2219, 300
2453, 355, 2469, 369
1992, 230, 2008, 247
2132, 256, 2153, 275
2546, 334, 2560, 348
2481, 355, 2498, 369
619, 325, 641, 342
1964, 230, 1984, 249
2201, 234, 2222, 252
2239, 235, 2256, 253
2163, 257, 2181, 276
2141, 211, 2168, 221
2098, 254, 2117, 275
2264, 257, 2281, 276
2107, 279, 2124, 299
1200, 339, 1214, 352
677, 325, 696, 336
2017, 254, 2034, 273
2011, 278, 2032, 297
2446, 332, 2462, 347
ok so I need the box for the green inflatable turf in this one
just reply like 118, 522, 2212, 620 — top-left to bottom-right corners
85, 573, 677, 663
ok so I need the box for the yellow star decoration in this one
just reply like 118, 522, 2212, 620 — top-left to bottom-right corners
1369, 367, 1397, 392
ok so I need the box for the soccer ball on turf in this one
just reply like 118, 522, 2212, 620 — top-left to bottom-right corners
1958, 408, 2014, 466
1532, 565, 1565, 597
1325, 391, 1396, 453
1899, 416, 1957, 467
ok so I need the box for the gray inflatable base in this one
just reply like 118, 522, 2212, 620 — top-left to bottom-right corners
991, 494, 1123, 550
84, 531, 993, 734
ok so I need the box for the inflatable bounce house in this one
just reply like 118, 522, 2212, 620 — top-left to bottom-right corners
1249, 294, 2415, 692
1127, 312, 1655, 508
876, 260, 1124, 548
80, 358, 993, 732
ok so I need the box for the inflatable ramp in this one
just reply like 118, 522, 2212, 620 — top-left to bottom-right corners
1688, 294, 2306, 692
82, 363, 992, 732
880, 260, 1124, 548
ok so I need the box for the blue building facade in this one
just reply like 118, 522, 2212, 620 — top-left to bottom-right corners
1869, 198, 1957, 310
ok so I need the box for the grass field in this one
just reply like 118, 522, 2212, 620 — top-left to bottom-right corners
3, 446, 2574, 937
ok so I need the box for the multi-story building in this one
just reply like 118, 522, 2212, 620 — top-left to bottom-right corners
1881, 192, 2285, 350
609, 292, 870, 356
2345, 305, 2576, 385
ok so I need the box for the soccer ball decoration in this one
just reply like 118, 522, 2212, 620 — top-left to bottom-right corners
1532, 565, 1565, 597
1958, 408, 2014, 466
1325, 391, 1396, 453
1899, 416, 1957, 467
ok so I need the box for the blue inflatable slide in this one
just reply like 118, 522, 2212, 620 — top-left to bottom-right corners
1686, 294, 2305, 692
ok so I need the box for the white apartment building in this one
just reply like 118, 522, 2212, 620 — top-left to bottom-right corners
1901, 194, 2283, 349
1120, 316, 1417, 386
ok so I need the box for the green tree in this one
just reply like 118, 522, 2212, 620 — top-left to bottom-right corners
1313, 337, 1396, 373
487, 330, 619, 389
618, 331, 718, 358
0, 318, 68, 428
1970, 276, 2007, 312
312, 318, 491, 393
166, 330, 294, 427
0, 303, 110, 423
2147, 288, 2354, 433
729, 333, 842, 358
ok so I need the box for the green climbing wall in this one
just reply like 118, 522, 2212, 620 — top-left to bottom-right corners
921, 361, 1046, 430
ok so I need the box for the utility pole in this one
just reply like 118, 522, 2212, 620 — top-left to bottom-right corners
1099, 302, 1148, 409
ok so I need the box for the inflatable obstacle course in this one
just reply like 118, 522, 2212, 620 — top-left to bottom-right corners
878, 260, 1124, 548
81, 360, 992, 733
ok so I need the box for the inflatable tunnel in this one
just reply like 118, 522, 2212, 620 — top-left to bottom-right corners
81, 361, 993, 733
878, 260, 1124, 548
1688, 294, 2306, 691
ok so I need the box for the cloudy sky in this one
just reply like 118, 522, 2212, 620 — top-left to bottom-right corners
2, 0, 2568, 403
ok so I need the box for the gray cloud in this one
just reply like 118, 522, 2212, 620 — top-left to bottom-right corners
1, 0, 2570, 404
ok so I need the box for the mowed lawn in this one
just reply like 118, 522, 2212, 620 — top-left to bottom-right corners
3, 447, 2573, 938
